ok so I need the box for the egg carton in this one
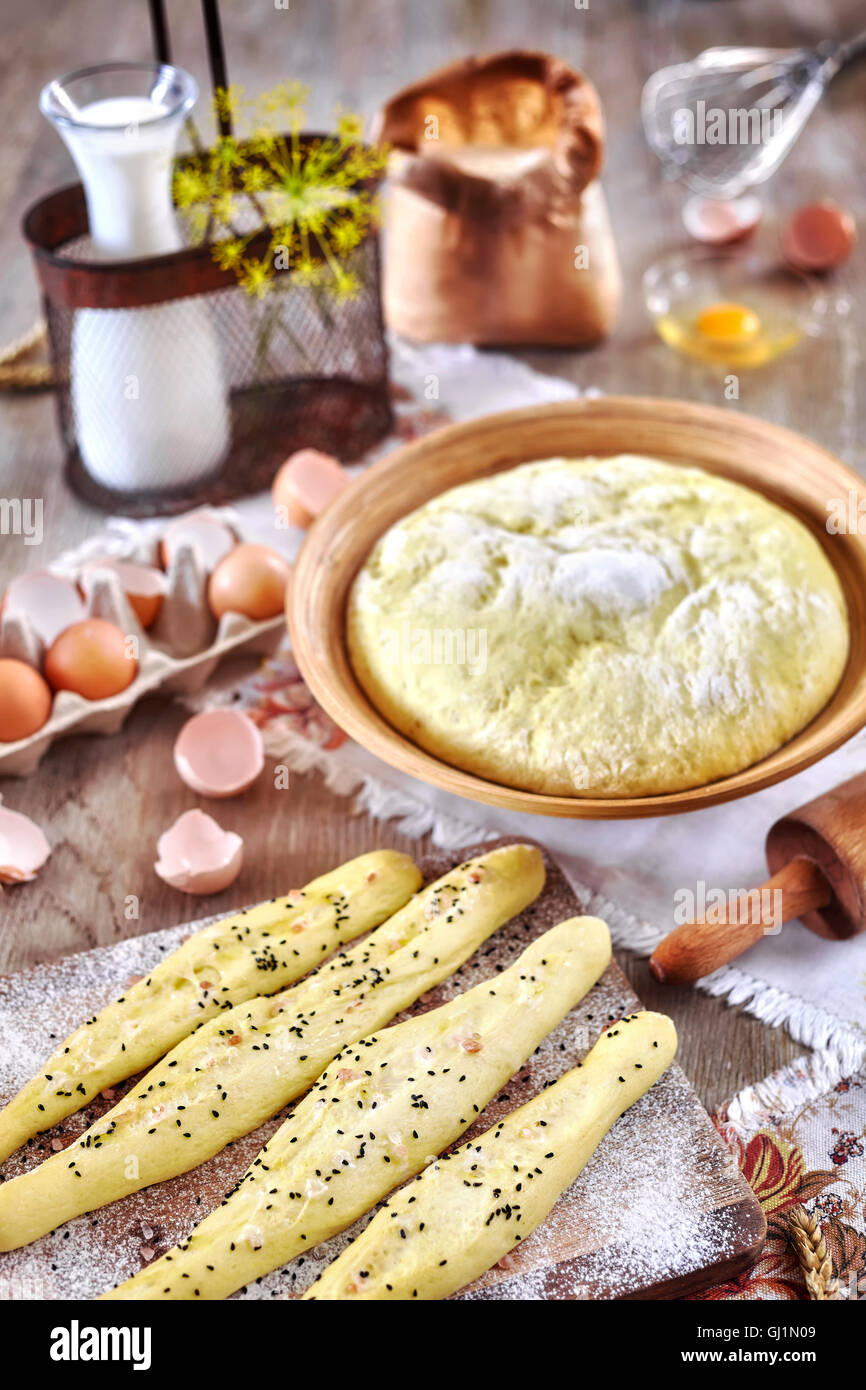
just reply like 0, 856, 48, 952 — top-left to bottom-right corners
0, 509, 284, 777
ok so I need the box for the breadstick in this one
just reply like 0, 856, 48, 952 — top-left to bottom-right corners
306, 1010, 677, 1300
102, 915, 612, 1300
0, 845, 543, 1250
0, 851, 421, 1164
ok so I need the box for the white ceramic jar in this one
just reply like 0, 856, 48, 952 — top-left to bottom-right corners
40, 62, 231, 494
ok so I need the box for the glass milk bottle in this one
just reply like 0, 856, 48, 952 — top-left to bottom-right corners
40, 62, 230, 494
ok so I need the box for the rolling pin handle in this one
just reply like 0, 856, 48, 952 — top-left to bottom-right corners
649, 858, 832, 985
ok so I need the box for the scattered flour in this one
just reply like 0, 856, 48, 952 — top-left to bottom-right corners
0, 845, 752, 1301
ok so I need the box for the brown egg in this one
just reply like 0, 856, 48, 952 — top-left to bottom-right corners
44, 618, 139, 700
781, 200, 856, 272
272, 449, 349, 529
0, 659, 53, 742
208, 544, 292, 621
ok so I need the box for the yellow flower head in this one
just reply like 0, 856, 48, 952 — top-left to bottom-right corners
173, 166, 213, 208
241, 164, 270, 195
336, 111, 363, 144
213, 238, 247, 272
214, 85, 246, 127
238, 257, 274, 299
212, 135, 244, 175
255, 80, 309, 132
181, 80, 385, 303
331, 218, 364, 255
331, 267, 361, 302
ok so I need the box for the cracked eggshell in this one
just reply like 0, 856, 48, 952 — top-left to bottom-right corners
160, 513, 237, 572
173, 708, 265, 797
81, 559, 166, 630
155, 809, 243, 895
0, 803, 51, 883
2, 571, 85, 647
682, 194, 761, 245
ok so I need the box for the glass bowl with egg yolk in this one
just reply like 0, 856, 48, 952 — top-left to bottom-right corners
642, 246, 829, 368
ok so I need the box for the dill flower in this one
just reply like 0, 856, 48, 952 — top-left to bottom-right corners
174, 82, 387, 300
213, 238, 246, 272
238, 258, 274, 299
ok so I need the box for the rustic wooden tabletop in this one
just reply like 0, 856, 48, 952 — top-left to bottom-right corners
0, 0, 863, 1112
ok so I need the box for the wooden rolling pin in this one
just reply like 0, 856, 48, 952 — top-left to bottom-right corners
650, 771, 866, 984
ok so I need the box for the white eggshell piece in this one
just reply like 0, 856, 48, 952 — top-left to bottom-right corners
155, 809, 243, 895
161, 514, 236, 572
3, 572, 85, 647
173, 708, 265, 797
0, 805, 51, 883
682, 194, 762, 244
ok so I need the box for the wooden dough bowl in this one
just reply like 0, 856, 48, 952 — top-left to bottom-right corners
288, 397, 866, 820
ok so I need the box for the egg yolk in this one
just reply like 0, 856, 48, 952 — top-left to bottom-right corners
696, 301, 761, 342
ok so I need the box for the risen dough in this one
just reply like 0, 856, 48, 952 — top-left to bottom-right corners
348, 456, 849, 796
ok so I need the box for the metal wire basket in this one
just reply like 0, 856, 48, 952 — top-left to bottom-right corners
23, 147, 392, 516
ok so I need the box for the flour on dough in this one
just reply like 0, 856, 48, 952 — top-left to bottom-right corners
347, 455, 849, 797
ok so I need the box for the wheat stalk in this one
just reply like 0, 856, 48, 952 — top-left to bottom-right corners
788, 1204, 844, 1300
0, 318, 53, 391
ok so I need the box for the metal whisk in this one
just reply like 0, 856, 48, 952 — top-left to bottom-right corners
642, 33, 866, 199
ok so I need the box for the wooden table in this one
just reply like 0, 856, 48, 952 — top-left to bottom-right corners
1, 0, 864, 1113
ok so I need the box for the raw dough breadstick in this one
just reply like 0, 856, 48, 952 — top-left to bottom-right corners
103, 914, 611, 1300
0, 851, 421, 1165
0, 845, 543, 1251
306, 1010, 677, 1300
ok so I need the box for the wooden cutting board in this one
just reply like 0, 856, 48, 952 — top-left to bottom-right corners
0, 839, 764, 1301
